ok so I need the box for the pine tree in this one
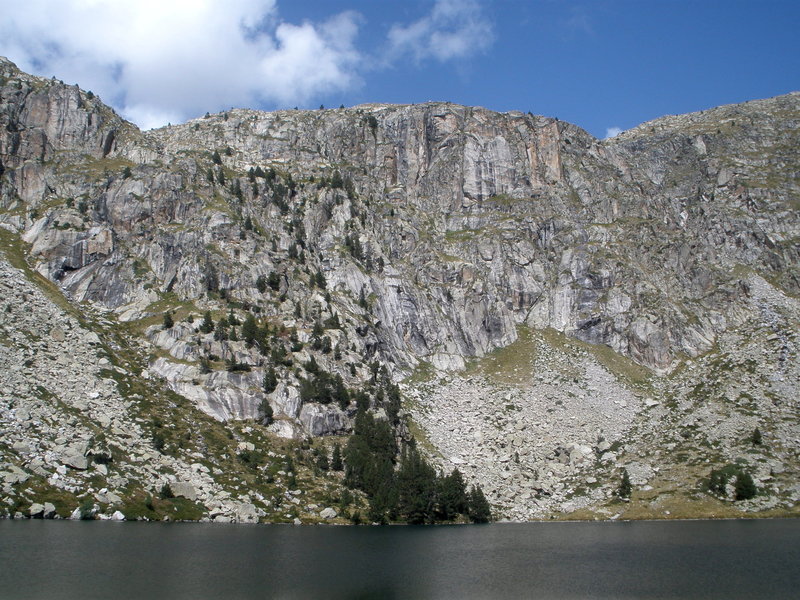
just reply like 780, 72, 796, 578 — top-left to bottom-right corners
735, 472, 757, 500
199, 311, 215, 334
241, 313, 258, 347
317, 450, 329, 471
263, 367, 278, 394
214, 318, 229, 341
162, 312, 174, 330
468, 485, 492, 523
211, 150, 222, 165
438, 468, 468, 520
709, 469, 728, 495
260, 398, 273, 424
331, 443, 343, 471
618, 468, 632, 500
396, 445, 437, 524
751, 427, 762, 445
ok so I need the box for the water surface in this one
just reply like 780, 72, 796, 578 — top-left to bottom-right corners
1, 519, 798, 599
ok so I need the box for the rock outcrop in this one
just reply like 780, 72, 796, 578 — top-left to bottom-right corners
1, 56, 797, 520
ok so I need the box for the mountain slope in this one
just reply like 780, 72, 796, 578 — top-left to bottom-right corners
1, 57, 798, 520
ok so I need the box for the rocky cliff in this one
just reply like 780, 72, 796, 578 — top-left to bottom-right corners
1, 56, 798, 521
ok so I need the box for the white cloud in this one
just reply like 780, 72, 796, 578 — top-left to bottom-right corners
387, 0, 494, 63
0, 0, 361, 128
0, 0, 497, 130
605, 126, 623, 139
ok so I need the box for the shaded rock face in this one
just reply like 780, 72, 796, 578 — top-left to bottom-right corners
1, 56, 798, 433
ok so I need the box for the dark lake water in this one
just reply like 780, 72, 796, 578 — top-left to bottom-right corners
1, 519, 798, 599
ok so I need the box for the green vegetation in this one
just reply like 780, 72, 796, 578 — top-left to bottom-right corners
708, 463, 758, 501
617, 468, 632, 500
344, 410, 491, 524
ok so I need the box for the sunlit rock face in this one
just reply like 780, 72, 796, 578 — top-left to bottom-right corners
1, 54, 798, 520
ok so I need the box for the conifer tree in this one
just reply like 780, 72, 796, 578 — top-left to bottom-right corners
751, 427, 762, 445
214, 317, 229, 341
396, 445, 437, 524
618, 468, 632, 499
331, 443, 343, 471
468, 485, 492, 523
438, 468, 468, 520
735, 472, 757, 500
263, 367, 278, 394
241, 313, 258, 347
317, 450, 329, 471
199, 311, 215, 333
259, 398, 273, 424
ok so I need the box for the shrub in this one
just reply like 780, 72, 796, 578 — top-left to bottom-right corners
79, 500, 95, 520
160, 483, 174, 499
751, 427, 762, 445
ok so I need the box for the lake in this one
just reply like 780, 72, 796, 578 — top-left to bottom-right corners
1, 519, 798, 599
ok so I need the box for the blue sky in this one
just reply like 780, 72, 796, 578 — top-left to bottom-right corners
1, 0, 798, 138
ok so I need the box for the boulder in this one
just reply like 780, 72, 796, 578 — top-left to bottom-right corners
62, 453, 88, 470
43, 502, 57, 519
172, 482, 198, 501
319, 507, 337, 520
233, 502, 259, 523
29, 503, 45, 518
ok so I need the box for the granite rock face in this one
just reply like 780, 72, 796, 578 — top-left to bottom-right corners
3, 57, 796, 381
1, 57, 798, 519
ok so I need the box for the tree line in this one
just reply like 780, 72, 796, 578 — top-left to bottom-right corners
343, 411, 491, 524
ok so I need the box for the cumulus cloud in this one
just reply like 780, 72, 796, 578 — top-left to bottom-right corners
0, 0, 362, 129
387, 0, 494, 63
605, 126, 623, 139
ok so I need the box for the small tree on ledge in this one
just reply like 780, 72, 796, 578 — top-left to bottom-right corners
617, 468, 632, 500
260, 398, 273, 425
751, 427, 762, 446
